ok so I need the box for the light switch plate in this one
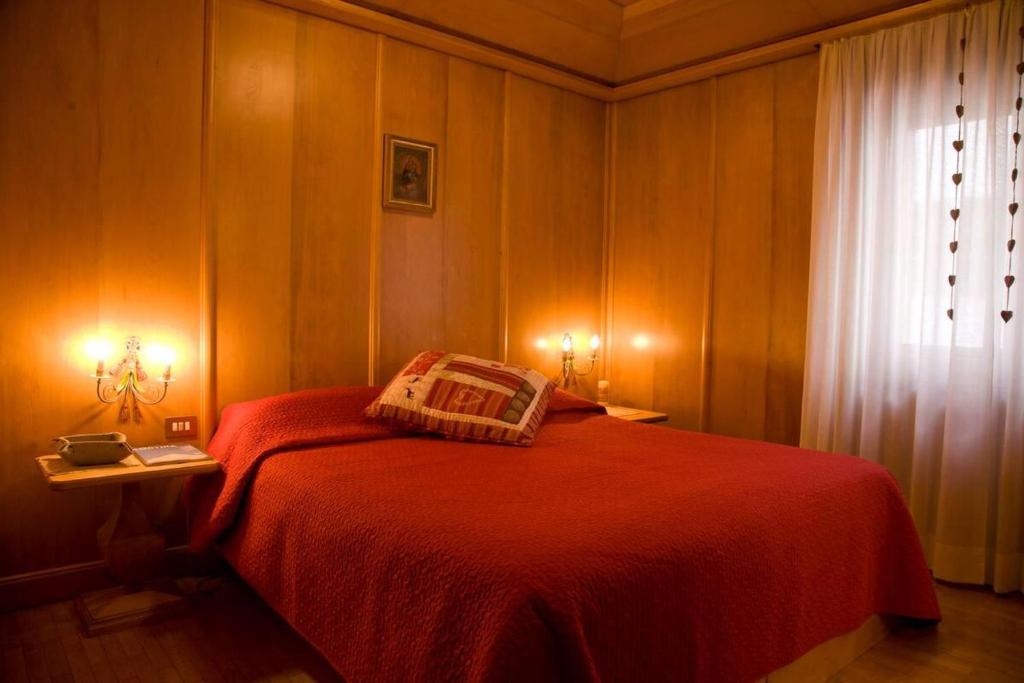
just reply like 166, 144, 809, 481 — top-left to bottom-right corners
165, 416, 198, 440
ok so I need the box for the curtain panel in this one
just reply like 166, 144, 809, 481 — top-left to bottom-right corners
804, 0, 1024, 593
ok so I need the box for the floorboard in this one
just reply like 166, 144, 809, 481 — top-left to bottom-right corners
0, 581, 339, 683
834, 582, 1024, 682
1, 579, 1020, 681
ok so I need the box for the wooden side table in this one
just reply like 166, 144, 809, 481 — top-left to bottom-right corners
36, 453, 219, 635
604, 405, 669, 424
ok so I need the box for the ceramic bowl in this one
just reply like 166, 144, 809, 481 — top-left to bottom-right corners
54, 432, 133, 466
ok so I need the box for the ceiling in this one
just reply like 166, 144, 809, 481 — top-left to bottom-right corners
616, 0, 924, 81
353, 0, 924, 83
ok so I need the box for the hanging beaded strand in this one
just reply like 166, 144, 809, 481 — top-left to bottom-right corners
948, 16, 968, 321
1003, 17, 1024, 324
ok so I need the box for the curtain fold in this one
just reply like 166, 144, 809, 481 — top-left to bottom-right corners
803, 0, 1024, 593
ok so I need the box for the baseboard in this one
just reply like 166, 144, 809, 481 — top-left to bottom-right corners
0, 546, 225, 613
0, 559, 113, 613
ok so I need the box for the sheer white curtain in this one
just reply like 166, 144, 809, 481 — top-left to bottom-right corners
803, 0, 1024, 593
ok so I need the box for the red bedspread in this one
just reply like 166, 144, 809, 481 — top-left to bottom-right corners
188, 387, 939, 683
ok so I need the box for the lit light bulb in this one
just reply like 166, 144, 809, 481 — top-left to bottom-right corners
85, 339, 112, 377
561, 333, 573, 353
534, 337, 549, 350
147, 344, 176, 381
589, 334, 600, 352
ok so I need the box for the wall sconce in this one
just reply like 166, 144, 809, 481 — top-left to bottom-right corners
558, 332, 599, 389
88, 336, 174, 423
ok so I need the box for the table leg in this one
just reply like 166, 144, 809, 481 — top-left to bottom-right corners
75, 482, 186, 635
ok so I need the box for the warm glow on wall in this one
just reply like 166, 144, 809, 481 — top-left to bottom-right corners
631, 334, 651, 350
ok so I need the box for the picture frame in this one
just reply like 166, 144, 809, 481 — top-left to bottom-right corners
383, 134, 438, 213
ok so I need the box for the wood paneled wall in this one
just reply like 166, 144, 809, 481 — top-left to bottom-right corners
209, 0, 607, 409
210, 0, 376, 407
607, 54, 818, 443
607, 78, 717, 431
0, 0, 205, 577
0, 0, 815, 587
505, 76, 607, 380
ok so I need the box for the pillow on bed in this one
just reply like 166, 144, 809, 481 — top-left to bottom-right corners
365, 351, 555, 446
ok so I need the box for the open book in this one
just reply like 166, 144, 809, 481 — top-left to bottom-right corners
134, 444, 212, 467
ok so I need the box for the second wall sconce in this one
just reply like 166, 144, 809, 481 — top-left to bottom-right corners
558, 332, 599, 389
87, 335, 174, 423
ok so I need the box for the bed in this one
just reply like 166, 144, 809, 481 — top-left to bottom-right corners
186, 386, 940, 682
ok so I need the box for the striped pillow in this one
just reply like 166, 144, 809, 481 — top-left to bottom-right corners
365, 351, 555, 446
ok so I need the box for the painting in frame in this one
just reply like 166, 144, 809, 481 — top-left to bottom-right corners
383, 134, 438, 213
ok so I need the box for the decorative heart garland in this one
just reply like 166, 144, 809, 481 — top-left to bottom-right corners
1002, 20, 1024, 324
947, 25, 968, 322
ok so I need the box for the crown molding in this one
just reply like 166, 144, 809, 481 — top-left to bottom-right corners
261, 0, 968, 103
610, 0, 968, 101
262, 0, 615, 99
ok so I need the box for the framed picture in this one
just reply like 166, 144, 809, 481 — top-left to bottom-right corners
383, 134, 438, 213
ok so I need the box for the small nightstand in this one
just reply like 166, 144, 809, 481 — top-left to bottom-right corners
36, 452, 219, 635
604, 405, 668, 424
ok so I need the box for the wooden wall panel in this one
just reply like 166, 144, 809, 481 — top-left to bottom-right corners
96, 0, 206, 546
289, 16, 377, 389
505, 76, 606, 391
99, 0, 204, 354
0, 0, 106, 579
0, 0, 204, 576
707, 55, 819, 443
707, 65, 776, 440
212, 0, 378, 404
377, 40, 449, 380
442, 59, 506, 360
376, 46, 509, 380
608, 80, 715, 430
208, 2, 606, 401
764, 54, 817, 445
211, 4, 590, 399
606, 54, 818, 444
211, 0, 297, 408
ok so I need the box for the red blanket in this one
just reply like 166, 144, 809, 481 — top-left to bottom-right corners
188, 387, 939, 682
187, 386, 401, 550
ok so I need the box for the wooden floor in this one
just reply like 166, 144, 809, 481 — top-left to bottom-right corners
834, 583, 1024, 682
1, 580, 1021, 682
0, 581, 339, 683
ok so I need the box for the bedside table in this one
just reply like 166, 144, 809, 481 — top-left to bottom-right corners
36, 453, 219, 635
604, 405, 668, 424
